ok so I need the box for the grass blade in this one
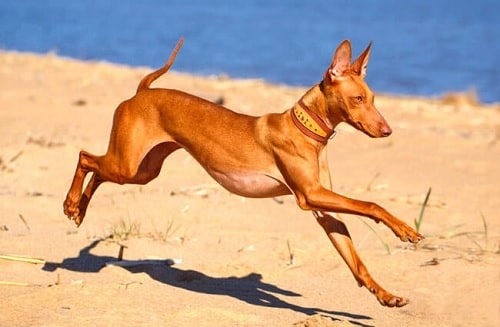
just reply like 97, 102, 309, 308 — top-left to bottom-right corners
356, 217, 391, 255
415, 187, 432, 233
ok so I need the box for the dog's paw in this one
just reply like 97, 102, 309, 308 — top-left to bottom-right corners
395, 222, 424, 243
63, 197, 81, 223
371, 287, 409, 308
402, 229, 424, 243
378, 294, 409, 308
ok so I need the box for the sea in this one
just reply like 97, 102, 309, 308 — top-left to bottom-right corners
1, 0, 499, 103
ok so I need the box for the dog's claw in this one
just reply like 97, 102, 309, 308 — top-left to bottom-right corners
375, 290, 410, 308
400, 234, 423, 243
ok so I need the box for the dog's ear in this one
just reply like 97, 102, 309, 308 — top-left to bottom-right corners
351, 41, 372, 78
324, 40, 352, 83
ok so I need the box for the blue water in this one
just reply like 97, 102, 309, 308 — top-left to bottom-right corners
1, 0, 499, 103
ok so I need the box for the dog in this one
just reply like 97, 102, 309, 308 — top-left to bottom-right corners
64, 37, 423, 307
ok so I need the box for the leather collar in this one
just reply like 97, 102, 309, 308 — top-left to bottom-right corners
290, 99, 335, 143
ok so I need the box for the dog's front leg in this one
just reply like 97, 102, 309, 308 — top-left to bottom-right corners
276, 149, 422, 243
314, 211, 409, 307
299, 187, 422, 243
311, 150, 409, 307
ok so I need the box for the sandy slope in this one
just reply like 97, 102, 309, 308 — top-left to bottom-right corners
0, 51, 499, 326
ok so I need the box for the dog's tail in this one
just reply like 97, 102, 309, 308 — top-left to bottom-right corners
136, 37, 184, 93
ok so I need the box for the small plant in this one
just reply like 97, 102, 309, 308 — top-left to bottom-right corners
110, 218, 141, 242
151, 218, 179, 243
466, 212, 499, 254
419, 212, 499, 262
358, 187, 432, 254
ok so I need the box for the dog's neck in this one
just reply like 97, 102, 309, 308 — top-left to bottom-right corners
290, 85, 336, 143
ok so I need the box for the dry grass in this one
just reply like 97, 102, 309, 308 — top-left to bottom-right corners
440, 89, 480, 107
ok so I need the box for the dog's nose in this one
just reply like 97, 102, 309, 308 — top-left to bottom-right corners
381, 125, 392, 137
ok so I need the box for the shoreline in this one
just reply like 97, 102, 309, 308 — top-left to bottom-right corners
3, 49, 498, 108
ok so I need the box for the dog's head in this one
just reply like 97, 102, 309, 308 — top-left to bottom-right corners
321, 40, 392, 138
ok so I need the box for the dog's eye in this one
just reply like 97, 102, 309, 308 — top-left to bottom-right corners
354, 96, 363, 103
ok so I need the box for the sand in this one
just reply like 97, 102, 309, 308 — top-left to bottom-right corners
0, 50, 499, 326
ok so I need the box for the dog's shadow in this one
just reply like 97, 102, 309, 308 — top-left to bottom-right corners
43, 239, 373, 327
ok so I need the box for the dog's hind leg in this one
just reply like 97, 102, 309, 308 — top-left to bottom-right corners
63, 150, 102, 225
73, 172, 104, 226
64, 141, 180, 226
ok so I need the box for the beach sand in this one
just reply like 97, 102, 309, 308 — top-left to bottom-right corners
1, 51, 499, 326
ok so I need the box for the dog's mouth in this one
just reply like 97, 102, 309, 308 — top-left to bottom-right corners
353, 121, 388, 138
354, 121, 371, 135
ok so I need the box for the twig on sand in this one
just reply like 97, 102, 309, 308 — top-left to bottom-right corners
0, 254, 45, 264
18, 214, 31, 231
0, 281, 34, 287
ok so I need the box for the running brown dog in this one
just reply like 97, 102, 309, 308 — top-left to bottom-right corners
64, 38, 423, 307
